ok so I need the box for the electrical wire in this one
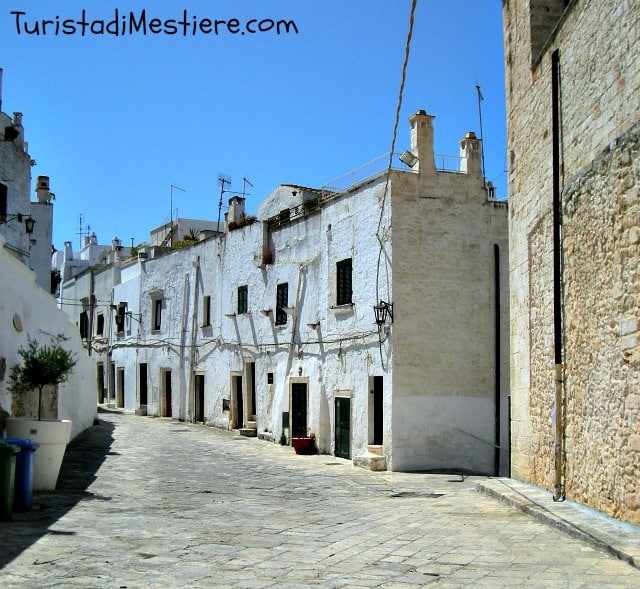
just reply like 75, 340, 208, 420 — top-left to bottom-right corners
375, 0, 418, 371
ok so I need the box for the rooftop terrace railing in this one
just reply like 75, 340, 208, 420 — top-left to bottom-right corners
267, 151, 465, 230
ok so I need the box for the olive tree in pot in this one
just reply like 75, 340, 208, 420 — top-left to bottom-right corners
5, 334, 77, 490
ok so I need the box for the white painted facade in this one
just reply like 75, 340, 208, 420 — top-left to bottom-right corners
60, 111, 509, 474
0, 233, 96, 438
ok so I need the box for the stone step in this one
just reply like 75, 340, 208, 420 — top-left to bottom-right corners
239, 427, 257, 437
353, 454, 387, 472
367, 444, 383, 456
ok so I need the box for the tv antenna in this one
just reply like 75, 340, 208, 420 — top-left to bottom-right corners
77, 214, 91, 249
170, 184, 186, 246
476, 83, 487, 192
241, 177, 253, 198
217, 173, 231, 227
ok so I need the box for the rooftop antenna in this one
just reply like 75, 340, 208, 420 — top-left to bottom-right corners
170, 184, 186, 246
476, 83, 487, 192
77, 214, 91, 249
242, 177, 253, 198
217, 173, 231, 227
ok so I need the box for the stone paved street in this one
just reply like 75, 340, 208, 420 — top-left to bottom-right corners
1, 409, 639, 588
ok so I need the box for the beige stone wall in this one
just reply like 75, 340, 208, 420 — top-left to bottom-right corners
504, 0, 640, 522
391, 149, 510, 474
562, 124, 640, 519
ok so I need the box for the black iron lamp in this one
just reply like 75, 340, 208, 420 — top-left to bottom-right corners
0, 213, 36, 234
373, 301, 393, 326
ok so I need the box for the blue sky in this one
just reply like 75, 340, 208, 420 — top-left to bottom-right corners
1, 1, 506, 249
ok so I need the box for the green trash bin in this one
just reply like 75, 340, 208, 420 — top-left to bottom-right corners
0, 440, 20, 521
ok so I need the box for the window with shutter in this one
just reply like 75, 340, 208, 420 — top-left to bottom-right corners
237, 285, 248, 314
275, 283, 288, 325
336, 258, 353, 306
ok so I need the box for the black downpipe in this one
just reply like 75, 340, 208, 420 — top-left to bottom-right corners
552, 48, 565, 501
552, 50, 562, 366
494, 243, 501, 476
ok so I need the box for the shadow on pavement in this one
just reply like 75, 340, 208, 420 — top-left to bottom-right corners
0, 408, 115, 569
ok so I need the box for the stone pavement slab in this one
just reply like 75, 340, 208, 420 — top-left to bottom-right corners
477, 477, 640, 569
0, 409, 639, 588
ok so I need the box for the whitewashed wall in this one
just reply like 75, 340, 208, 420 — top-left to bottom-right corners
0, 234, 96, 439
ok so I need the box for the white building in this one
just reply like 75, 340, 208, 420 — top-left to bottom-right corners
61, 110, 509, 474
0, 69, 96, 438
0, 68, 53, 292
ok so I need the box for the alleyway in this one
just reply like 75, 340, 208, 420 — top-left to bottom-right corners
1, 409, 638, 588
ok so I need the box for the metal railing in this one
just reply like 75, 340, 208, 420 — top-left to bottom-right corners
320, 152, 404, 197
435, 153, 464, 173
267, 151, 466, 231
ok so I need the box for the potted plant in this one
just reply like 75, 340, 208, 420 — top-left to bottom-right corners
293, 432, 317, 455
5, 334, 77, 491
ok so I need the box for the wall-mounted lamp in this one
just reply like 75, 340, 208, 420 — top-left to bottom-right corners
0, 213, 36, 235
125, 311, 141, 324
373, 301, 394, 326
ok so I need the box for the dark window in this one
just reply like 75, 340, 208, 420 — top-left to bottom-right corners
116, 303, 126, 334
267, 372, 274, 385
96, 313, 105, 336
0, 183, 7, 222
153, 298, 162, 331
237, 285, 248, 314
203, 295, 211, 326
79, 311, 89, 339
275, 283, 288, 325
278, 209, 290, 223
336, 258, 353, 306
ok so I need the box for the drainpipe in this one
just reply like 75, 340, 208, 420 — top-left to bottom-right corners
189, 257, 200, 422
552, 49, 565, 502
88, 274, 96, 357
494, 243, 501, 476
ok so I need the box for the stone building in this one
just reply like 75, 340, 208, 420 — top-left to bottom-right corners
503, 0, 639, 522
61, 111, 509, 474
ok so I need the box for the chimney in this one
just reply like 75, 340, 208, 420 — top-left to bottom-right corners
459, 131, 482, 178
35, 176, 54, 203
408, 110, 436, 175
64, 241, 73, 262
227, 196, 246, 226
11, 112, 24, 149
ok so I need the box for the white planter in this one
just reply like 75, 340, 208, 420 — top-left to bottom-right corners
5, 419, 72, 491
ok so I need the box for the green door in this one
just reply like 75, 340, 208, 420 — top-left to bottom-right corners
335, 397, 351, 459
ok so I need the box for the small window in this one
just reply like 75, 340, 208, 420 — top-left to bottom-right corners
267, 372, 274, 385
115, 302, 127, 334
275, 283, 288, 326
0, 183, 7, 222
96, 313, 105, 336
237, 285, 248, 315
79, 311, 89, 339
203, 295, 211, 326
336, 258, 353, 306
153, 298, 162, 331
